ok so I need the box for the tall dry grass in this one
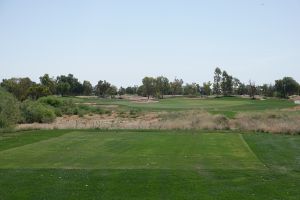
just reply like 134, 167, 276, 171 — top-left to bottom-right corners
17, 110, 300, 134
153, 111, 229, 130
231, 112, 300, 134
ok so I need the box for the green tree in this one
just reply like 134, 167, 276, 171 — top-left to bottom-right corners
261, 84, 275, 97
248, 80, 256, 99
95, 80, 111, 97
27, 84, 51, 100
1, 77, 33, 101
183, 83, 198, 96
275, 77, 299, 98
202, 82, 212, 96
142, 77, 155, 99
213, 67, 222, 96
82, 80, 93, 96
137, 85, 145, 96
170, 78, 183, 95
221, 70, 233, 96
125, 86, 138, 95
56, 82, 71, 96
118, 87, 126, 96
56, 74, 83, 95
237, 83, 247, 95
155, 76, 170, 99
108, 85, 118, 98
40, 74, 56, 94
232, 78, 241, 95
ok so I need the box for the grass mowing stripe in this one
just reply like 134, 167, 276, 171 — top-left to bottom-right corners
243, 133, 300, 172
0, 168, 299, 200
0, 129, 72, 152
0, 131, 265, 170
0, 131, 79, 154
0, 130, 300, 199
238, 134, 268, 170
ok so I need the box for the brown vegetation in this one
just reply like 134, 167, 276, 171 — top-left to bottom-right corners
17, 110, 300, 134
17, 112, 160, 130
231, 112, 300, 134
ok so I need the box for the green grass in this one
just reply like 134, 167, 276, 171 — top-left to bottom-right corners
0, 129, 299, 199
63, 96, 296, 117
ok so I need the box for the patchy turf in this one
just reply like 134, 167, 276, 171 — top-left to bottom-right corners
63, 96, 296, 118
0, 129, 299, 199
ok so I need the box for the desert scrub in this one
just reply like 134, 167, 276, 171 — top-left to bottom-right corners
129, 109, 141, 118
20, 100, 56, 123
0, 88, 21, 128
38, 96, 105, 116
156, 111, 229, 130
38, 96, 77, 115
232, 111, 300, 134
38, 96, 63, 107
105, 110, 112, 115
78, 111, 85, 118
93, 107, 104, 114
117, 111, 127, 118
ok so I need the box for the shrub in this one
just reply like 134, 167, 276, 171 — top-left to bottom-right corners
38, 96, 77, 115
94, 107, 104, 114
38, 96, 63, 107
78, 111, 84, 118
60, 99, 77, 115
105, 110, 112, 115
39, 96, 111, 116
21, 100, 56, 123
54, 108, 63, 117
0, 88, 21, 128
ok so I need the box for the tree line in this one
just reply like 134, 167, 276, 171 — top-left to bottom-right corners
1, 68, 299, 101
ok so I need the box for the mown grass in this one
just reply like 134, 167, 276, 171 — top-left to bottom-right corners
0, 129, 71, 151
244, 133, 300, 171
63, 96, 296, 118
0, 129, 299, 199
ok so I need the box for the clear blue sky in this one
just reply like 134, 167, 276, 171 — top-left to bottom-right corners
0, 0, 299, 87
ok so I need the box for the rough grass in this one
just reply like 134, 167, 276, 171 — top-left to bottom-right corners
15, 96, 300, 134
232, 111, 300, 134
17, 110, 300, 134
62, 96, 296, 113
0, 129, 299, 199
156, 111, 230, 130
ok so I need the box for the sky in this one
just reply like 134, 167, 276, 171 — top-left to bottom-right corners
0, 0, 299, 87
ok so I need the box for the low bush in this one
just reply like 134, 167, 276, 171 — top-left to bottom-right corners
94, 107, 104, 114
54, 108, 63, 117
18, 96, 113, 124
60, 99, 77, 115
21, 100, 56, 123
0, 88, 21, 128
38, 96, 63, 107
78, 111, 85, 117
38, 96, 77, 115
